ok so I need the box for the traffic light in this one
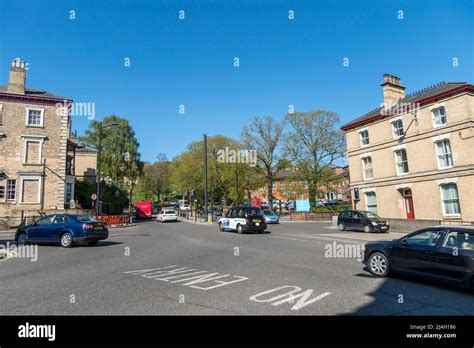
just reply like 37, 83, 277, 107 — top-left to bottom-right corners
353, 188, 360, 201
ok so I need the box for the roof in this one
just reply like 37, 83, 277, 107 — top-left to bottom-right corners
341, 82, 473, 131
76, 145, 98, 153
0, 85, 68, 100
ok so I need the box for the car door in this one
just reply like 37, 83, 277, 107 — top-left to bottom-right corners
390, 229, 443, 275
229, 209, 239, 230
351, 212, 363, 231
432, 230, 474, 283
50, 215, 68, 242
27, 215, 55, 242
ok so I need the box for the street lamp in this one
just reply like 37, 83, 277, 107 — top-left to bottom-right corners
96, 121, 119, 216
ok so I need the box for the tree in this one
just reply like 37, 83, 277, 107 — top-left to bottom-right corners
79, 115, 144, 205
241, 116, 284, 204
284, 110, 346, 210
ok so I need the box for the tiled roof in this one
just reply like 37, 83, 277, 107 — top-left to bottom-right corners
341, 82, 472, 131
0, 85, 67, 100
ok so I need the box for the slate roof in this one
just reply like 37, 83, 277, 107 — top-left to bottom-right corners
341, 82, 472, 131
0, 85, 67, 100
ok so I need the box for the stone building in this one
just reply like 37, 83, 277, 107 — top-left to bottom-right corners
341, 74, 473, 223
0, 58, 76, 225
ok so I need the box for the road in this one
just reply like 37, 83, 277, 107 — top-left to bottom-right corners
0, 218, 472, 315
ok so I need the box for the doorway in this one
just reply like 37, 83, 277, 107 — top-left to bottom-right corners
402, 189, 415, 219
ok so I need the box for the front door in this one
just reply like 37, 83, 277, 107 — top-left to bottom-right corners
403, 189, 415, 220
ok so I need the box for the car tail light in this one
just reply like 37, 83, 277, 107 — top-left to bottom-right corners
83, 223, 94, 230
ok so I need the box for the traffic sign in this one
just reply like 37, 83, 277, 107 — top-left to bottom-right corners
91, 193, 97, 201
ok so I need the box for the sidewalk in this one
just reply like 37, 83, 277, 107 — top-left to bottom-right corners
179, 217, 215, 226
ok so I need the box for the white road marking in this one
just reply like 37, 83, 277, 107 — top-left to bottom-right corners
249, 286, 331, 311
125, 265, 249, 291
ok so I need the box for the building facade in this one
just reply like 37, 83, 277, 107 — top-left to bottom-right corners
75, 144, 97, 183
342, 74, 474, 222
251, 166, 350, 202
0, 59, 76, 225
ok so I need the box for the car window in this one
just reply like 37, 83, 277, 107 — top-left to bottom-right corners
35, 216, 55, 225
443, 231, 474, 250
237, 209, 245, 218
408, 230, 442, 247
164, 211, 175, 214
353, 212, 362, 219
75, 215, 95, 222
53, 216, 68, 224
339, 211, 349, 219
229, 209, 237, 218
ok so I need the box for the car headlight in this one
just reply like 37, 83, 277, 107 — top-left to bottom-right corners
371, 221, 378, 226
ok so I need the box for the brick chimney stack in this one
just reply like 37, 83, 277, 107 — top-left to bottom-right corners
7, 58, 27, 94
381, 74, 405, 106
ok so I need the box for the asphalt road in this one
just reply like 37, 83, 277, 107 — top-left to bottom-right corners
0, 218, 472, 315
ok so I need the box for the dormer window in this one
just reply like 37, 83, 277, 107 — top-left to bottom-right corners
359, 130, 369, 146
432, 107, 447, 127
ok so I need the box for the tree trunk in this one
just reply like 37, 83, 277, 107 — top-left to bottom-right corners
267, 168, 273, 204
308, 182, 318, 211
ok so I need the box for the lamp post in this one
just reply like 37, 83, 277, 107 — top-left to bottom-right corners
96, 121, 119, 216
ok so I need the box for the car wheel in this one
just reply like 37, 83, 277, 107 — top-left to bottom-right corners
87, 240, 99, 246
368, 252, 390, 277
237, 224, 244, 234
364, 225, 372, 233
16, 232, 28, 246
219, 222, 225, 232
338, 223, 345, 231
60, 233, 74, 248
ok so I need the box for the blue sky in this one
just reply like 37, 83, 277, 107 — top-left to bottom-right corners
1, 0, 472, 162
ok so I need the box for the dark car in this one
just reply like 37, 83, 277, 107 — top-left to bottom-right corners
218, 206, 267, 233
15, 214, 109, 248
363, 226, 474, 289
337, 210, 389, 233
262, 209, 279, 224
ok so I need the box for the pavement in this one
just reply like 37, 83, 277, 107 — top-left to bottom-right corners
0, 219, 472, 315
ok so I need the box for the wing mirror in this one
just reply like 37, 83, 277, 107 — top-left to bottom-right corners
401, 238, 409, 246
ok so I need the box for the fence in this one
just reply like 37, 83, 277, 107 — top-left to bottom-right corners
93, 215, 131, 227
290, 212, 339, 221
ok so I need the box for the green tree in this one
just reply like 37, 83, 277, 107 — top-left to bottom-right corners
284, 110, 346, 210
241, 116, 284, 204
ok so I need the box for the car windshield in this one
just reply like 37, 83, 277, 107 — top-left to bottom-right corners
360, 211, 380, 219
165, 211, 175, 214
74, 215, 96, 222
263, 210, 275, 216
246, 208, 262, 216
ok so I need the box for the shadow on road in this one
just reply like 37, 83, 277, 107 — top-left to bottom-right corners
352, 268, 473, 315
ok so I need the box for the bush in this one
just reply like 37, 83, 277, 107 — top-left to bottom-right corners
75, 180, 129, 215
310, 203, 352, 213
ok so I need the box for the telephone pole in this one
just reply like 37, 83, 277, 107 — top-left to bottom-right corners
203, 134, 209, 215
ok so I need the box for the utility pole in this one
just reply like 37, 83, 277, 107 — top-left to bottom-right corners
203, 134, 208, 216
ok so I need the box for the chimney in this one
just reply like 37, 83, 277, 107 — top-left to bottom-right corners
381, 74, 405, 106
7, 58, 27, 94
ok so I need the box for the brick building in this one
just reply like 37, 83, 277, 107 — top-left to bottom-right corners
0, 59, 77, 225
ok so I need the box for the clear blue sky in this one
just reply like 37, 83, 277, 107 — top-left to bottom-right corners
1, 0, 472, 163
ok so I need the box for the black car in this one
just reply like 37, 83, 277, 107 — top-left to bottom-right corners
363, 226, 474, 289
337, 210, 389, 233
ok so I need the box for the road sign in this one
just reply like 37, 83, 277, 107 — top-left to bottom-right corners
91, 193, 97, 201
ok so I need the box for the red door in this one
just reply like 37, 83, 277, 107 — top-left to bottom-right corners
403, 189, 415, 219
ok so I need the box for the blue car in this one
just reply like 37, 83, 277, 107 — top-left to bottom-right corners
15, 214, 109, 248
262, 209, 280, 224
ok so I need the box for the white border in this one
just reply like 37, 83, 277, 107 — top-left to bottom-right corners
25, 107, 44, 127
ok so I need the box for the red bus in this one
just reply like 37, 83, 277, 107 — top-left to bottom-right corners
135, 201, 153, 219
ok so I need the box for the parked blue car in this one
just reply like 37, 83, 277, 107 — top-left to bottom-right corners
15, 214, 109, 248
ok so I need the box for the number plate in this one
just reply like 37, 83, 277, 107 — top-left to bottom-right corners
94, 226, 103, 231
253, 220, 261, 223
255, 223, 260, 226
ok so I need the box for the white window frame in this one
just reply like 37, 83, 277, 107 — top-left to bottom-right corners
19, 175, 42, 204
435, 139, 453, 169
21, 135, 46, 164
65, 178, 75, 205
391, 119, 404, 138
0, 104, 3, 125
6, 179, 17, 202
25, 108, 44, 127
365, 191, 378, 214
361, 156, 374, 180
431, 106, 447, 128
439, 183, 461, 218
394, 149, 409, 175
359, 129, 370, 147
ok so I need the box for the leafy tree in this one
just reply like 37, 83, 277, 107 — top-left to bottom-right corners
241, 116, 284, 204
284, 110, 346, 210
79, 115, 144, 207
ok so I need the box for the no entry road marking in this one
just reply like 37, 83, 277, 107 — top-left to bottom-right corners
125, 265, 249, 291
